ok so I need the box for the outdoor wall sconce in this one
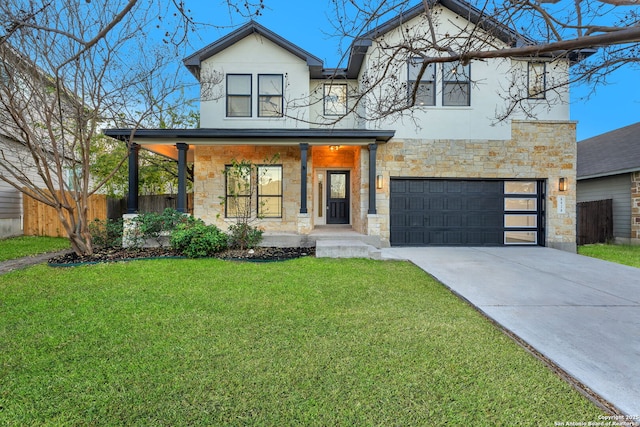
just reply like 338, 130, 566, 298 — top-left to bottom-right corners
558, 177, 567, 192
330, 145, 339, 151
376, 174, 383, 189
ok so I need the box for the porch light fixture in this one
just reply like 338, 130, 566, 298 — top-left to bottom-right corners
330, 145, 339, 151
376, 174, 383, 189
558, 177, 567, 192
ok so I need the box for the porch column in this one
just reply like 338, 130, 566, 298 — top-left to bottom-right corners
127, 142, 140, 214
176, 143, 189, 213
299, 143, 308, 214
368, 143, 378, 214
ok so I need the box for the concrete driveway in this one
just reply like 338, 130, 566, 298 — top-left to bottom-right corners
381, 246, 640, 417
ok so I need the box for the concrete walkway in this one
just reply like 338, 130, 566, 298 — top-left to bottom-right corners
0, 250, 69, 275
382, 246, 640, 417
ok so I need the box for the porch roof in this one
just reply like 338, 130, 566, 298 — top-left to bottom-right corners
103, 128, 396, 161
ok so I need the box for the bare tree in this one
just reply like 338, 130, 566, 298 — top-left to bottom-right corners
0, 0, 198, 255
321, 0, 640, 123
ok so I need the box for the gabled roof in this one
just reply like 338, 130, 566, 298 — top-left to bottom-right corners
344, 0, 595, 78
183, 21, 324, 79
345, 0, 528, 78
577, 122, 640, 180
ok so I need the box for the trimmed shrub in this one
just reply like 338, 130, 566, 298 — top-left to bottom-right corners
170, 218, 228, 258
133, 208, 187, 247
89, 218, 123, 248
227, 223, 263, 250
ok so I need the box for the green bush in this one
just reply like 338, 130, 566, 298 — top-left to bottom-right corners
227, 223, 263, 250
170, 218, 228, 258
89, 218, 123, 248
134, 208, 187, 246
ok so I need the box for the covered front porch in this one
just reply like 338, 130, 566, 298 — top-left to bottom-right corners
102, 128, 394, 246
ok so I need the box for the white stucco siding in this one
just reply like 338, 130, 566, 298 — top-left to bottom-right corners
358, 6, 571, 140
308, 79, 361, 129
199, 34, 312, 128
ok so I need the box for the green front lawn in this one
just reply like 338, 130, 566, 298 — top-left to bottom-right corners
0, 258, 604, 425
0, 236, 70, 261
579, 244, 640, 268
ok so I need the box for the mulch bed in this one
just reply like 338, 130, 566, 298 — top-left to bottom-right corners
48, 246, 315, 266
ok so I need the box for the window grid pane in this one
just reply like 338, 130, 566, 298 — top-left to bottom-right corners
505, 231, 537, 245
528, 62, 546, 99
505, 181, 537, 194
227, 74, 251, 117
408, 58, 436, 106
225, 165, 252, 218
258, 74, 283, 117
505, 215, 537, 228
505, 198, 537, 211
443, 62, 470, 106
258, 165, 283, 218
324, 84, 347, 116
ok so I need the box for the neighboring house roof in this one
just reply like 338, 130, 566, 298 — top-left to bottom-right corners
183, 21, 325, 79
577, 121, 640, 180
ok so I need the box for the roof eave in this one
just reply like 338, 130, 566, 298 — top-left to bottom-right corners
182, 21, 324, 80
103, 128, 396, 144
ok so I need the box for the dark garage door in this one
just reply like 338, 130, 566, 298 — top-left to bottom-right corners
390, 179, 544, 246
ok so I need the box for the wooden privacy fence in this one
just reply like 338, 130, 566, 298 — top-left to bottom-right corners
23, 191, 107, 237
577, 199, 613, 245
107, 194, 194, 219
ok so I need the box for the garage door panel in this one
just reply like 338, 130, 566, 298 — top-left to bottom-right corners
390, 196, 407, 210
390, 213, 407, 227
409, 214, 423, 227
409, 180, 424, 193
390, 180, 406, 192
408, 197, 424, 210
428, 181, 445, 193
390, 179, 539, 246
429, 197, 445, 210
446, 197, 463, 210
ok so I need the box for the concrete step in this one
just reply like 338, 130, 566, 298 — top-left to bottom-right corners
315, 239, 381, 259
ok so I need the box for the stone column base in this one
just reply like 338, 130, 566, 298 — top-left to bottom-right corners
297, 213, 312, 235
122, 214, 139, 248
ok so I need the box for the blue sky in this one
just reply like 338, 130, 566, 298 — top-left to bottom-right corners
186, 0, 639, 141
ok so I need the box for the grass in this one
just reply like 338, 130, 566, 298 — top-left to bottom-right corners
578, 243, 640, 268
0, 257, 604, 426
0, 236, 70, 261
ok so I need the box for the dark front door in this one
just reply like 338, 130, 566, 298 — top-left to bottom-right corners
327, 171, 350, 224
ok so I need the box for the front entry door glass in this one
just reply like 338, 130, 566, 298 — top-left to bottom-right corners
327, 171, 349, 224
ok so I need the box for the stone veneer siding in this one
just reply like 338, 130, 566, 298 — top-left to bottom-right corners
375, 120, 577, 251
193, 145, 304, 232
632, 172, 640, 242
193, 145, 363, 233
191, 121, 577, 251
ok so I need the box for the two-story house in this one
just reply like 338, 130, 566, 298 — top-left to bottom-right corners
105, 0, 584, 252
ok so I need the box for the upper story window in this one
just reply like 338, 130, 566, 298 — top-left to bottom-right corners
226, 74, 252, 117
407, 57, 436, 106
528, 62, 546, 99
442, 61, 471, 106
323, 83, 348, 116
258, 74, 283, 117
